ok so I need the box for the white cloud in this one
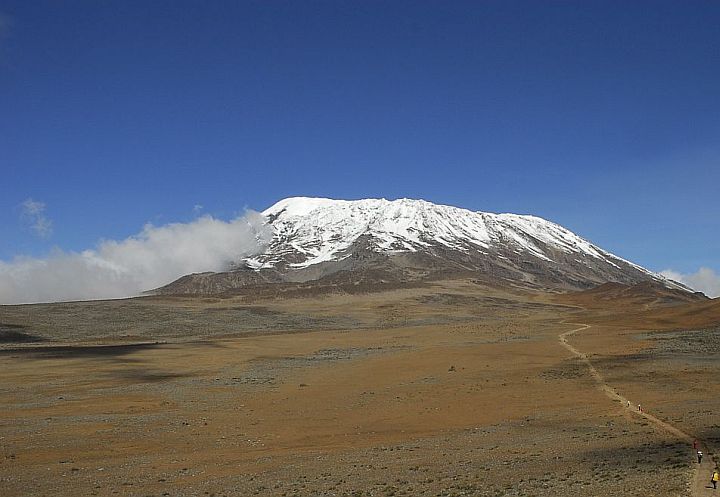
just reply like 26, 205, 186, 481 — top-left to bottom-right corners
660, 267, 720, 298
20, 198, 53, 239
0, 211, 271, 304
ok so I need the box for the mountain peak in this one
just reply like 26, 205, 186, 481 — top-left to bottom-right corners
252, 197, 606, 270
263, 197, 446, 220
155, 197, 690, 295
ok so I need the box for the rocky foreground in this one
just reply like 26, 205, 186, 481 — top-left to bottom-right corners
1, 280, 718, 496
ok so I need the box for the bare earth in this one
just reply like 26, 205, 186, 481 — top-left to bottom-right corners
1, 280, 719, 496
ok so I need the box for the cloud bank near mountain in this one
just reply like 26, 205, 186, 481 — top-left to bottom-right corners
660, 267, 720, 298
0, 212, 271, 304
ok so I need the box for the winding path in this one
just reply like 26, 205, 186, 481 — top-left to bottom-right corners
558, 323, 717, 496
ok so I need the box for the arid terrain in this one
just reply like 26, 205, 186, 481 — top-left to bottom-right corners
1, 280, 719, 496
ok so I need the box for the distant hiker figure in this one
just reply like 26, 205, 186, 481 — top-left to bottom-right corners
711, 469, 719, 489
638, 404, 642, 413
698, 450, 703, 464
694, 439, 699, 450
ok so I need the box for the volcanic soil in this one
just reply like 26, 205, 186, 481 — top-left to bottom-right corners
1, 280, 719, 496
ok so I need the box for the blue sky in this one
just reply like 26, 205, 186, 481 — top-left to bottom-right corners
1, 1, 719, 296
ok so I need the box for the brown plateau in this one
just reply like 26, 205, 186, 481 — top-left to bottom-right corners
1, 279, 719, 496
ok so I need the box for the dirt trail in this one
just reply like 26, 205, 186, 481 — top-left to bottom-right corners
559, 323, 718, 497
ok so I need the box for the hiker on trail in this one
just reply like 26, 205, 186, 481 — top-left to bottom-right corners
711, 469, 719, 489
638, 404, 643, 413
698, 450, 703, 464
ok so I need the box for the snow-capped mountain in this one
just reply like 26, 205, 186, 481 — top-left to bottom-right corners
248, 197, 639, 271
156, 197, 687, 294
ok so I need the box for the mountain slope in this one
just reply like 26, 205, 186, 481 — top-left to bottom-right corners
154, 197, 688, 295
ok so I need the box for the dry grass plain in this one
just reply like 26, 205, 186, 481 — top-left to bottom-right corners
1, 280, 719, 496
